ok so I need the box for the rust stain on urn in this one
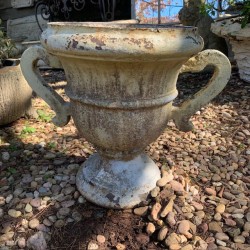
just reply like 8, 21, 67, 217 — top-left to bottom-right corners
72, 39, 79, 48
90, 36, 106, 47
143, 39, 154, 49
122, 37, 154, 50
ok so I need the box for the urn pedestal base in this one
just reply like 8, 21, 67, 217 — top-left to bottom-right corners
76, 153, 161, 209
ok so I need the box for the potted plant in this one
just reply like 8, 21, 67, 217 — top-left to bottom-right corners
0, 19, 34, 126
203, 0, 250, 82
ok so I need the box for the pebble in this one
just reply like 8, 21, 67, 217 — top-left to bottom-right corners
87, 241, 99, 250
170, 180, 184, 192
216, 239, 227, 246
161, 197, 174, 217
2, 152, 10, 161
231, 213, 244, 219
78, 196, 86, 204
205, 188, 216, 196
17, 237, 26, 248
0, 196, 5, 206
54, 219, 65, 228
157, 171, 174, 187
165, 233, 180, 247
234, 235, 245, 243
166, 211, 176, 226
215, 233, 229, 241
30, 198, 41, 208
0, 208, 3, 217
134, 206, 148, 216
27, 232, 47, 250
191, 201, 203, 211
146, 222, 155, 235
44, 152, 56, 159
178, 220, 192, 239
43, 218, 53, 227
8, 209, 21, 218
5, 194, 13, 204
244, 222, 250, 232
214, 213, 222, 221
58, 207, 70, 217
216, 203, 225, 214
72, 211, 82, 222
223, 192, 235, 200
61, 200, 75, 208
96, 234, 105, 244
150, 186, 160, 197
208, 221, 223, 233
151, 202, 161, 220
25, 204, 33, 213
181, 244, 193, 250
29, 218, 40, 229
196, 210, 205, 219
116, 243, 126, 250
225, 218, 236, 226
158, 226, 168, 241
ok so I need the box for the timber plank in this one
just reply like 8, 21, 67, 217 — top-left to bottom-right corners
0, 1, 12, 10
0, 7, 35, 22
7, 14, 47, 42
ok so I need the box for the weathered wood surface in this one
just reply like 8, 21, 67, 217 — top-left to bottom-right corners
7, 15, 47, 42
0, 7, 35, 22
0, 1, 12, 10
11, 0, 35, 9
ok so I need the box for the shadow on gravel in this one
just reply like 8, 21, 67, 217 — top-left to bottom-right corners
0, 126, 159, 249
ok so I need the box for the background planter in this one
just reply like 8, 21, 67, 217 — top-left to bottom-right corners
0, 63, 33, 125
211, 17, 250, 83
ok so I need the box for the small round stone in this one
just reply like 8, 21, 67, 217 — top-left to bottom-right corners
244, 222, 250, 232
43, 218, 53, 227
17, 237, 26, 248
134, 206, 148, 216
54, 219, 65, 228
214, 213, 222, 221
87, 241, 99, 250
0, 208, 4, 218
96, 235, 105, 244
25, 204, 33, 213
146, 222, 155, 235
8, 209, 21, 218
28, 218, 39, 229
215, 204, 225, 214
234, 235, 245, 243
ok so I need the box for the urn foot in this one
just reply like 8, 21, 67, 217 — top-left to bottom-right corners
76, 153, 161, 209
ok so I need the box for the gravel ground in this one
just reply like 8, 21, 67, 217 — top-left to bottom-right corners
0, 68, 249, 250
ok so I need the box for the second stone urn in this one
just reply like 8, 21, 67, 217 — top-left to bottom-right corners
21, 22, 231, 208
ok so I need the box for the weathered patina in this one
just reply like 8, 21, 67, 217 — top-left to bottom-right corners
21, 22, 231, 208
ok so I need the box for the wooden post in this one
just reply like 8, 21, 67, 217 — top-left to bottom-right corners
158, 0, 161, 24
131, 0, 136, 19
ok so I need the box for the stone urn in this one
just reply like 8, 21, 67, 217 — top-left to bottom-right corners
211, 17, 250, 83
0, 62, 33, 126
20, 22, 231, 208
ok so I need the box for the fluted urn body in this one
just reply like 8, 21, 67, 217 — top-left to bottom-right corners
21, 22, 231, 208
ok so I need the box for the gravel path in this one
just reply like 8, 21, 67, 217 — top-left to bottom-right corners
0, 69, 249, 250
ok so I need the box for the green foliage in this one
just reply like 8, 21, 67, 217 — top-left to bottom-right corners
241, 0, 250, 27
21, 125, 36, 135
37, 109, 52, 122
7, 167, 17, 175
200, 0, 250, 28
47, 141, 57, 149
0, 19, 15, 67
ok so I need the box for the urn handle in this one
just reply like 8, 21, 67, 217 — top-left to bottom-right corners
171, 49, 231, 132
21, 46, 71, 127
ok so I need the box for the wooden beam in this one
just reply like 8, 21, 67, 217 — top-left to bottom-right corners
0, 7, 35, 22
0, 1, 12, 10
